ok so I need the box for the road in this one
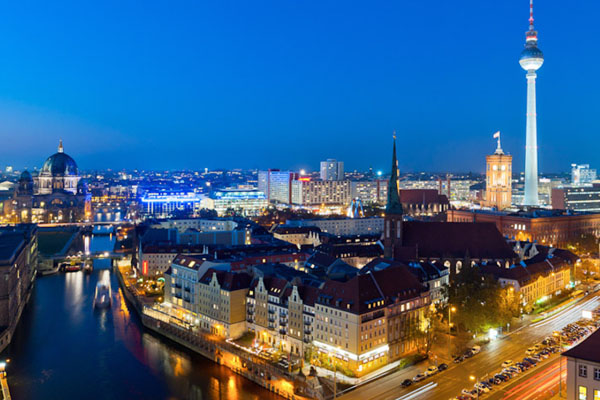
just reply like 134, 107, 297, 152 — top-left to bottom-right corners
339, 294, 599, 400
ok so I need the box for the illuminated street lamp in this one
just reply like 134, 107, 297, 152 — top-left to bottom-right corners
448, 306, 457, 334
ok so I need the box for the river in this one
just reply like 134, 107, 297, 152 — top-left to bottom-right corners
5, 226, 279, 400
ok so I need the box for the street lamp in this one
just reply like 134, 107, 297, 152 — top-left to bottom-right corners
448, 306, 456, 334
469, 375, 479, 400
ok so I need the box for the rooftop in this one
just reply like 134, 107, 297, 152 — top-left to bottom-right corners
563, 329, 600, 364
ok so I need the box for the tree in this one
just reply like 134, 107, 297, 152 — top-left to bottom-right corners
446, 265, 520, 334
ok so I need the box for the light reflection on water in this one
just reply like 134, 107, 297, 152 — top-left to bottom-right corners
6, 227, 278, 400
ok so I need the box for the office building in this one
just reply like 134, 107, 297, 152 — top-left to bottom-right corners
140, 190, 202, 218
571, 164, 597, 186
552, 186, 600, 212
201, 188, 267, 216
286, 217, 384, 236
290, 179, 350, 206
320, 159, 344, 181
350, 180, 387, 205
258, 170, 297, 204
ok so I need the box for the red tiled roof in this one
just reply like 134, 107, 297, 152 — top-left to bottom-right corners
399, 221, 516, 260
400, 189, 449, 205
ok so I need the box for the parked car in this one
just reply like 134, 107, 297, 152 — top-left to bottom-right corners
401, 379, 412, 388
438, 363, 449, 371
471, 345, 481, 354
501, 360, 514, 368
425, 366, 438, 376
526, 347, 536, 356
454, 356, 464, 363
413, 373, 427, 382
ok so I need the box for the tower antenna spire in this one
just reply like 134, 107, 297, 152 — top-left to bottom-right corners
529, 0, 534, 29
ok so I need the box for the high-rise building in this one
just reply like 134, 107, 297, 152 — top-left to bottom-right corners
571, 164, 597, 186
485, 133, 512, 210
520, 0, 544, 206
290, 178, 350, 206
320, 159, 344, 181
258, 170, 297, 204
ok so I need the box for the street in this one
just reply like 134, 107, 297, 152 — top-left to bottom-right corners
339, 294, 600, 400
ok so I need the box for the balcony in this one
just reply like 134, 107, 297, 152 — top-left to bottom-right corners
279, 329, 287, 335
184, 286, 191, 292
304, 328, 311, 335
268, 309, 275, 314
174, 283, 182, 289
268, 317, 276, 323
303, 337, 311, 344
247, 309, 254, 315
247, 317, 254, 323
280, 320, 287, 326
304, 320, 311, 326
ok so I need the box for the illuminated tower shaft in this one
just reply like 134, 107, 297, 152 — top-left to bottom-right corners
523, 70, 539, 206
519, 0, 543, 206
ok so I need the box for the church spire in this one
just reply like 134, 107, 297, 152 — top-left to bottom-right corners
386, 132, 403, 215
58, 139, 64, 153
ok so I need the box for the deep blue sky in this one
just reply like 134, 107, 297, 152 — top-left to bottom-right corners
0, 1, 598, 174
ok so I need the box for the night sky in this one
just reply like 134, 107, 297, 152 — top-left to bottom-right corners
0, 1, 598, 173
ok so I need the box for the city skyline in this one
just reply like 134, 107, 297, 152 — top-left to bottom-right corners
0, 1, 598, 173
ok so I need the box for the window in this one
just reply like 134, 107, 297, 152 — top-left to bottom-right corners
595, 390, 600, 400
595, 368, 600, 381
579, 386, 587, 400
580, 365, 588, 378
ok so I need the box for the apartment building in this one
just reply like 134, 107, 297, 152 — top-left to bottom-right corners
563, 329, 600, 400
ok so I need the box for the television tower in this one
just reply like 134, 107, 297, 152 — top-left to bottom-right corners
520, 0, 544, 206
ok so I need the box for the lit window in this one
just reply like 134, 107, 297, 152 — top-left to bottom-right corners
595, 390, 600, 400
579, 386, 587, 400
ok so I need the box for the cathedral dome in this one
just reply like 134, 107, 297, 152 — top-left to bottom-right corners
40, 140, 78, 177
19, 170, 33, 182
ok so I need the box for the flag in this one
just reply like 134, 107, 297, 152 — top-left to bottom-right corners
493, 131, 500, 139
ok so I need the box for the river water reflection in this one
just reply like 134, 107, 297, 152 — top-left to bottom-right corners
6, 227, 278, 400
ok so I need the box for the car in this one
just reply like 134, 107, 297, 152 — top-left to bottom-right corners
537, 352, 549, 359
464, 350, 474, 358
474, 384, 490, 393
494, 373, 508, 382
526, 347, 536, 355
471, 345, 481, 354
413, 373, 427, 382
438, 363, 449, 371
501, 360, 514, 368
534, 343, 544, 351
425, 366, 439, 376
524, 357, 538, 366
461, 389, 476, 398
454, 356, 464, 363
401, 379, 412, 388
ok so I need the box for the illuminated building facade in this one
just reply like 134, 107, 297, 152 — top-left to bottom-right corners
448, 208, 600, 247
571, 164, 597, 186
7, 141, 90, 223
552, 186, 600, 213
312, 266, 429, 376
320, 159, 344, 181
286, 217, 383, 236
258, 170, 297, 204
201, 188, 267, 216
484, 135, 513, 210
563, 330, 600, 400
140, 191, 202, 218
520, 0, 544, 206
350, 180, 387, 205
290, 179, 350, 206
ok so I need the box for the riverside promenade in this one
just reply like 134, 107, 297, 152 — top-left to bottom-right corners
114, 265, 315, 400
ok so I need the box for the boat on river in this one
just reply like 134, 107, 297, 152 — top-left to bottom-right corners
94, 282, 112, 309
62, 262, 83, 273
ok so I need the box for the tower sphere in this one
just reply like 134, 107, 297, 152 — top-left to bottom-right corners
520, 44, 544, 71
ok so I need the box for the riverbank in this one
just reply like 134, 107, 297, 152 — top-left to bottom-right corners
114, 265, 314, 400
